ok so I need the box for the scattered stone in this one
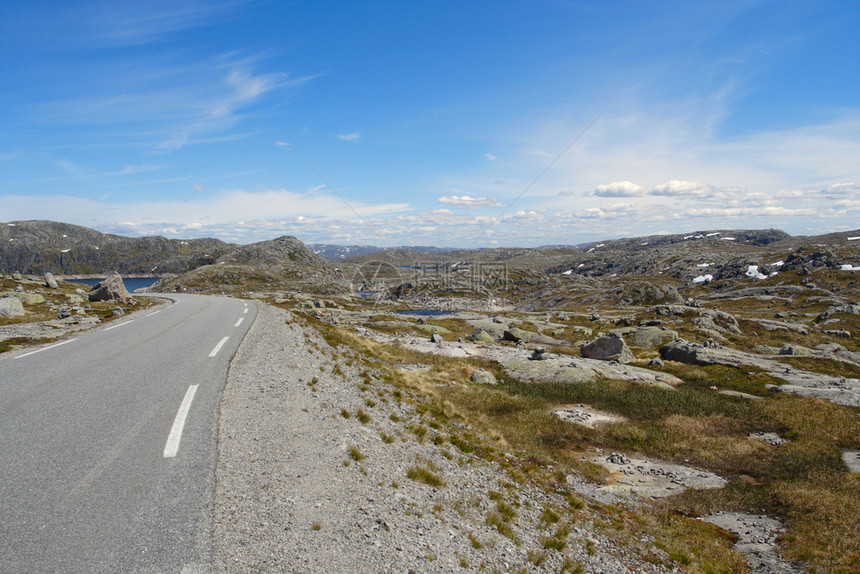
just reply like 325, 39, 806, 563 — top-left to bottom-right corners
530, 346, 547, 361
701, 513, 805, 574
15, 284, 23, 292
112, 307, 125, 317
607, 452, 630, 465
0, 297, 26, 317
749, 432, 788, 446
552, 405, 626, 428
823, 329, 851, 338
44, 272, 58, 289
470, 369, 497, 385
12, 271, 22, 280
581, 335, 634, 363
647, 357, 664, 367
57, 308, 72, 320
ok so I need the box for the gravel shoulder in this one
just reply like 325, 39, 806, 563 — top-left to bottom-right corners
212, 304, 674, 573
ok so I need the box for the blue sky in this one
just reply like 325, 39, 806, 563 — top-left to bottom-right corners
2, 1, 859, 246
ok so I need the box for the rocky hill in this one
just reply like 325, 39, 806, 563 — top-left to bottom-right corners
1, 220, 234, 276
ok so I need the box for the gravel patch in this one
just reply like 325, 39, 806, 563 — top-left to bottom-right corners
212, 304, 673, 573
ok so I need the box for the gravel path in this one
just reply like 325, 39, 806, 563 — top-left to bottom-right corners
210, 304, 793, 573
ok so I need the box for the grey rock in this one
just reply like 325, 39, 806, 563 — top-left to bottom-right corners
778, 345, 812, 356
470, 369, 497, 385
12, 292, 45, 305
647, 357, 664, 367
631, 327, 678, 348
530, 346, 547, 361
502, 327, 532, 343
44, 272, 58, 289
12, 271, 22, 280
88, 271, 130, 303
430, 332, 443, 344
581, 336, 635, 363
0, 297, 26, 317
607, 452, 630, 465
824, 329, 851, 338
15, 284, 23, 292
469, 329, 495, 345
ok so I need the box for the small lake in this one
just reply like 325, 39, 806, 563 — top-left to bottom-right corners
396, 309, 456, 317
72, 277, 161, 292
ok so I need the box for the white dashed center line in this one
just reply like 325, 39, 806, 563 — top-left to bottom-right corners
234, 317, 244, 328
163, 385, 199, 458
208, 336, 230, 357
243, 307, 248, 314
105, 320, 133, 331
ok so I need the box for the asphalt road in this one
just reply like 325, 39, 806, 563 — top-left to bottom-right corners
0, 293, 257, 573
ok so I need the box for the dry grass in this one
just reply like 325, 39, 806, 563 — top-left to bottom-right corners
309, 315, 860, 573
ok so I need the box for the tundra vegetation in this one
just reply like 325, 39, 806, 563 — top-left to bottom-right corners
3, 223, 859, 572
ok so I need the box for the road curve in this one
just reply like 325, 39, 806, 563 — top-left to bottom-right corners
0, 293, 257, 574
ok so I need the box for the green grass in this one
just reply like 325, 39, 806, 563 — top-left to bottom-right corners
407, 465, 445, 488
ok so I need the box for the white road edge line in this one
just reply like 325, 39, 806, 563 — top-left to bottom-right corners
163, 385, 199, 458
14, 338, 77, 360
209, 336, 230, 357
234, 317, 244, 328
105, 320, 134, 331
146, 310, 161, 317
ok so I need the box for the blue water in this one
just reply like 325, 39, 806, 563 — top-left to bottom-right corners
396, 309, 455, 317
73, 277, 160, 292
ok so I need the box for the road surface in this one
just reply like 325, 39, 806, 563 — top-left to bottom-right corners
0, 293, 256, 573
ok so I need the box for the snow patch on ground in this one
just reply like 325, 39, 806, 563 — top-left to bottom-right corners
693, 274, 713, 284
746, 265, 768, 280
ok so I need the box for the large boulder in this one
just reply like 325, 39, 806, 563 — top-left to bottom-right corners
630, 327, 678, 348
88, 272, 130, 303
44, 272, 58, 289
503, 327, 533, 343
13, 292, 46, 306
581, 335, 635, 363
469, 329, 495, 345
471, 369, 497, 385
0, 297, 26, 317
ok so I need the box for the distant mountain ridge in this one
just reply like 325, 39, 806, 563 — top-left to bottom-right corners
3, 221, 858, 282
0, 220, 235, 276
308, 244, 455, 262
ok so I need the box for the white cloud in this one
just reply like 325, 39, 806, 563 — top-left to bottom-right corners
484, 153, 497, 161
594, 181, 646, 197
437, 195, 499, 209
651, 180, 713, 197
338, 132, 361, 141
